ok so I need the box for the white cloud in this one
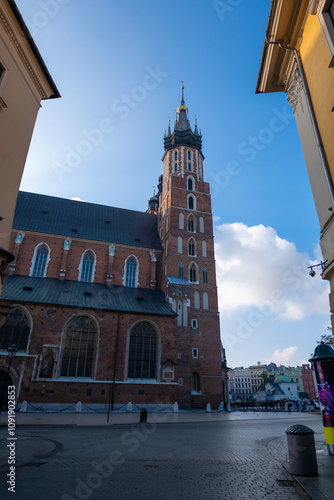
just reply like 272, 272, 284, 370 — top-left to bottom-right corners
264, 346, 298, 365
69, 197, 85, 202
214, 222, 329, 320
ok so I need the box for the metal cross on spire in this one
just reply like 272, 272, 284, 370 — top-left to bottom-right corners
180, 81, 185, 103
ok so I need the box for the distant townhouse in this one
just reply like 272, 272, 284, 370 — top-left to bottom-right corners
302, 363, 318, 399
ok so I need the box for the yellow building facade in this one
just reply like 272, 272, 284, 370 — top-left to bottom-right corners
0, 0, 59, 295
257, 0, 334, 327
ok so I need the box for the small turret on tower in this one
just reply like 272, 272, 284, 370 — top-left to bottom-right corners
147, 175, 163, 214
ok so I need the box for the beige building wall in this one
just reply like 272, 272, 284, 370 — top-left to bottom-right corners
0, 0, 59, 286
249, 364, 267, 394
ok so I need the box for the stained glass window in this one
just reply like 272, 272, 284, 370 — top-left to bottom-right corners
60, 316, 97, 378
128, 322, 157, 379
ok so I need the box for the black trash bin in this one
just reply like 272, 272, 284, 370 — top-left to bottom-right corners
286, 424, 318, 476
140, 408, 147, 423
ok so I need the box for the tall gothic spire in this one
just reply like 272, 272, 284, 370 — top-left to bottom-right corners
163, 85, 202, 154
175, 85, 190, 131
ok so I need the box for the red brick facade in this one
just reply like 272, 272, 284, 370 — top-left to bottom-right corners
301, 364, 317, 400
0, 92, 226, 411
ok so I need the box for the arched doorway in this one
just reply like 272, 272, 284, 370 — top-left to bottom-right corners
0, 370, 14, 411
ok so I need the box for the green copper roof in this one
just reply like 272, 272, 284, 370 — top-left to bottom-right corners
274, 374, 292, 384
1, 276, 176, 317
166, 276, 190, 286
309, 342, 334, 362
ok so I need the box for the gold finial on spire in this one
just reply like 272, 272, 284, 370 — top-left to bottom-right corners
177, 81, 188, 114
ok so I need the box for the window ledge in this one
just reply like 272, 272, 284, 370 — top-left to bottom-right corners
0, 351, 34, 357
57, 377, 94, 382
126, 378, 158, 384
120, 380, 177, 385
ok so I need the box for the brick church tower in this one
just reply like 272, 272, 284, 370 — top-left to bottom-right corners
156, 87, 224, 407
0, 86, 226, 412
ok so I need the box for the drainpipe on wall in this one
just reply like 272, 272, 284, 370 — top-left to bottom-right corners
107, 311, 122, 422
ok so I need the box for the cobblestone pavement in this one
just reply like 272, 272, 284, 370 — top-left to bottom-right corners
0, 414, 323, 500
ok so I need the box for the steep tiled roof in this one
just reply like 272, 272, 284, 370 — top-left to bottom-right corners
2, 276, 176, 316
13, 192, 161, 250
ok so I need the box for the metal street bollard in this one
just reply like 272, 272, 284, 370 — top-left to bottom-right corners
286, 424, 318, 476
140, 408, 147, 423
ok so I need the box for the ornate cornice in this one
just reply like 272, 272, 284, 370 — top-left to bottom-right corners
0, 6, 48, 99
287, 67, 303, 112
309, 0, 321, 15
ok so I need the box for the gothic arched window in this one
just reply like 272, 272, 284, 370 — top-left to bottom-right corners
203, 265, 208, 284
188, 195, 195, 210
60, 316, 97, 378
189, 263, 198, 283
31, 243, 49, 278
79, 250, 95, 282
125, 256, 138, 288
128, 322, 157, 379
188, 238, 196, 256
179, 262, 184, 277
187, 177, 193, 191
0, 307, 31, 352
188, 215, 196, 233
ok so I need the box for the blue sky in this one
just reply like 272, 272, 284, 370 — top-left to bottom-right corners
16, 0, 330, 368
